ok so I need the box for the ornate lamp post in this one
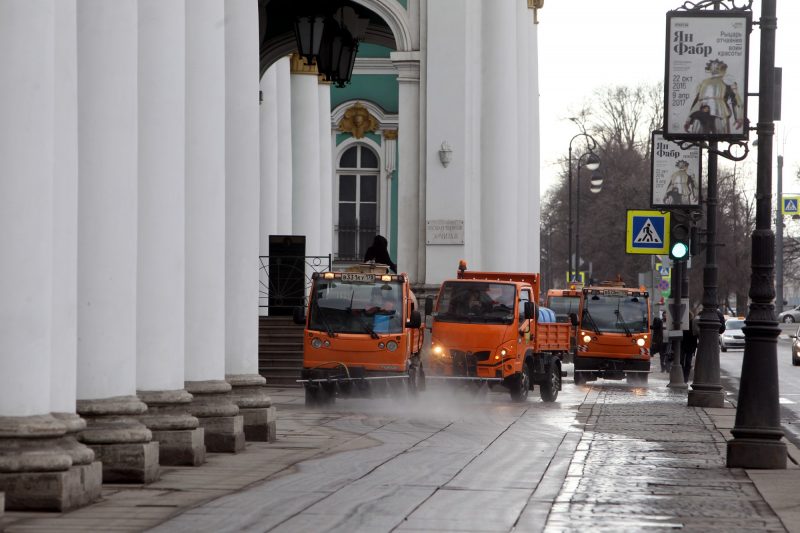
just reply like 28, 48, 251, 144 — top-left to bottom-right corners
567, 132, 600, 282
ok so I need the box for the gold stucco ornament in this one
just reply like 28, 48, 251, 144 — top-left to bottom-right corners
339, 102, 379, 139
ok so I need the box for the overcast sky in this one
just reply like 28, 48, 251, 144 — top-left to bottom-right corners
537, 0, 798, 197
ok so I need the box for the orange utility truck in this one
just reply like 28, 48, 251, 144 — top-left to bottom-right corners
293, 264, 425, 405
427, 262, 572, 402
572, 280, 652, 385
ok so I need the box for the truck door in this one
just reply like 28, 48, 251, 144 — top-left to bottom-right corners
518, 288, 533, 350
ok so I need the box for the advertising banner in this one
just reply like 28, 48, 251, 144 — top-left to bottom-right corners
651, 131, 702, 209
664, 11, 751, 141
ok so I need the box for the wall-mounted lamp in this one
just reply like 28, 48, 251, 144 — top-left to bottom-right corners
439, 141, 453, 168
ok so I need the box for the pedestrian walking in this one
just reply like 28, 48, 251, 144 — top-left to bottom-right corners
681, 312, 699, 383
651, 312, 665, 371
363, 234, 397, 273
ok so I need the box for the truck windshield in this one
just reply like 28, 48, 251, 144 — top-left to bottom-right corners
435, 281, 516, 325
308, 280, 404, 335
582, 292, 649, 334
548, 296, 581, 323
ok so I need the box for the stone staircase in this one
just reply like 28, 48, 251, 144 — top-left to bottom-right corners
259, 316, 304, 387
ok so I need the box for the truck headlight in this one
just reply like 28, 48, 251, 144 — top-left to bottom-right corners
636, 338, 645, 347
387, 341, 398, 352
583, 334, 592, 343
311, 338, 322, 349
432, 345, 443, 355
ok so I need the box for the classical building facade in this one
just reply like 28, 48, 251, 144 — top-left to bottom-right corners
0, 0, 542, 511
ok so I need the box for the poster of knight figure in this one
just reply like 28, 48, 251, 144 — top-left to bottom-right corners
651, 131, 702, 209
664, 11, 750, 141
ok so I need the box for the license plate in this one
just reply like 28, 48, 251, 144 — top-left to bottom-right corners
341, 273, 374, 282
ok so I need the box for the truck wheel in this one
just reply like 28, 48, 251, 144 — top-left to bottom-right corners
509, 363, 530, 402
574, 371, 587, 386
540, 364, 560, 403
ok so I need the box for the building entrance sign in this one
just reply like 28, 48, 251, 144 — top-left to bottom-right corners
426, 219, 464, 245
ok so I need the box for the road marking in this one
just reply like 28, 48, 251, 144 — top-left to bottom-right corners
779, 397, 795, 405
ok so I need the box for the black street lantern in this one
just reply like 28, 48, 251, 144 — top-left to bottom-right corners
294, 16, 325, 63
316, 18, 343, 81
331, 31, 358, 88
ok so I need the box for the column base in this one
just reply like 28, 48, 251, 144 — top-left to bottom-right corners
227, 374, 277, 443
151, 428, 205, 466
666, 363, 687, 389
77, 395, 160, 484
87, 441, 160, 483
0, 462, 102, 512
240, 407, 277, 442
198, 415, 245, 453
185, 380, 245, 453
688, 388, 725, 408
138, 389, 205, 466
727, 438, 787, 469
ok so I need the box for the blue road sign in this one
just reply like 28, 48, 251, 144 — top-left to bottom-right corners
626, 210, 670, 255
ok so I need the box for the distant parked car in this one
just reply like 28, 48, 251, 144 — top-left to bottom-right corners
719, 318, 745, 352
792, 325, 800, 366
778, 305, 800, 323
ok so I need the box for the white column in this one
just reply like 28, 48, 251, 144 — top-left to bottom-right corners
225, 0, 260, 377
186, 0, 227, 383
51, 0, 79, 416
527, 12, 542, 272
0, 0, 56, 418
516, 0, 531, 272
275, 57, 294, 235
480, 0, 519, 271
392, 52, 422, 281
290, 55, 321, 256
318, 80, 334, 257
137, 0, 186, 394
76, 0, 139, 402
260, 64, 279, 253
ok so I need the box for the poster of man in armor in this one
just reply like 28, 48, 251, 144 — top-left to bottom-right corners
651, 132, 702, 209
664, 11, 750, 141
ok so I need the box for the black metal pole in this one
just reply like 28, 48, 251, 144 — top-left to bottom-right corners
575, 159, 582, 281
568, 145, 574, 282
727, 0, 786, 469
776, 154, 784, 313
689, 143, 724, 406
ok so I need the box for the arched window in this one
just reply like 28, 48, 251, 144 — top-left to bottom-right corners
335, 144, 379, 261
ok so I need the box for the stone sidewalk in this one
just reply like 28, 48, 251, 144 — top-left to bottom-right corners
2, 375, 800, 532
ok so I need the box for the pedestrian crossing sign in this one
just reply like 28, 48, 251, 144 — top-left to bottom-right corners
626, 210, 670, 255
565, 271, 586, 285
782, 195, 800, 215
655, 262, 671, 277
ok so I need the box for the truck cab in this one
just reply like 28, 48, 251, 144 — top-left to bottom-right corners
294, 264, 425, 405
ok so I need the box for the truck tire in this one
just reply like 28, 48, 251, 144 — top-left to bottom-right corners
540, 363, 560, 402
509, 362, 530, 402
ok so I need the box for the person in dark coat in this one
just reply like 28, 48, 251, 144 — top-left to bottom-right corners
363, 235, 397, 273
651, 312, 665, 370
681, 312, 699, 383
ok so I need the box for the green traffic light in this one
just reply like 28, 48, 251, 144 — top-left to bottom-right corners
671, 242, 689, 259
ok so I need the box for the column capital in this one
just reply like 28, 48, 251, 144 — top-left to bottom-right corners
527, 0, 544, 24
289, 53, 319, 75
390, 51, 421, 82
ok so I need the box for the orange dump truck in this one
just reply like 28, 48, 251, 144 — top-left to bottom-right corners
293, 264, 425, 405
427, 263, 572, 402
572, 281, 651, 385
545, 286, 584, 363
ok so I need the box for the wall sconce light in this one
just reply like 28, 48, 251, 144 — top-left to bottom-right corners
439, 141, 453, 168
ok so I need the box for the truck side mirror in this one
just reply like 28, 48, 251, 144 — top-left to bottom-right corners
524, 301, 535, 320
407, 310, 422, 329
424, 297, 434, 315
569, 312, 579, 326
292, 306, 306, 325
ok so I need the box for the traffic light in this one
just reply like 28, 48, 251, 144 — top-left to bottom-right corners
670, 222, 690, 261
